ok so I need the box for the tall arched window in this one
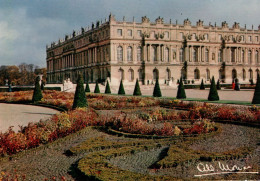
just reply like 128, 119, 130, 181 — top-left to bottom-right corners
128, 69, 134, 82
119, 68, 124, 80
218, 50, 222, 62
193, 47, 197, 62
243, 69, 246, 80
153, 69, 159, 80
206, 69, 210, 80
205, 49, 209, 62
166, 68, 171, 80
165, 48, 169, 62
256, 50, 259, 64
242, 50, 245, 63
249, 69, 253, 80
179, 48, 184, 62
232, 69, 237, 80
117, 46, 123, 62
127, 46, 133, 61
151, 46, 157, 61
137, 46, 142, 61
194, 69, 200, 79
256, 69, 259, 77
248, 50, 252, 64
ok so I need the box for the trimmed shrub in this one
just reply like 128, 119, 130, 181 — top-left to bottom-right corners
133, 79, 142, 96
200, 79, 205, 90
208, 76, 219, 101
32, 76, 43, 103
234, 78, 240, 91
176, 77, 186, 99
153, 79, 162, 97
216, 79, 221, 90
94, 81, 100, 93
118, 80, 125, 95
252, 74, 260, 104
72, 74, 88, 109
105, 80, 111, 94
85, 81, 90, 92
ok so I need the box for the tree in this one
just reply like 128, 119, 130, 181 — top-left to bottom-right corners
208, 76, 219, 101
94, 81, 100, 93
216, 79, 221, 90
32, 76, 43, 103
72, 74, 87, 109
118, 80, 125, 95
252, 74, 260, 104
200, 79, 205, 90
133, 79, 142, 96
85, 81, 90, 92
153, 79, 162, 97
105, 80, 111, 94
176, 77, 186, 99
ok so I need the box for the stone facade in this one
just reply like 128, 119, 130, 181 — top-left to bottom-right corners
46, 14, 260, 86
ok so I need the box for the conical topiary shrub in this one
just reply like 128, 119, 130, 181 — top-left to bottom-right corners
133, 79, 142, 96
176, 77, 186, 99
252, 74, 260, 104
208, 76, 219, 101
94, 81, 100, 93
216, 79, 221, 90
105, 80, 111, 94
32, 76, 43, 103
200, 79, 205, 90
118, 80, 125, 95
153, 79, 162, 97
72, 74, 87, 109
234, 78, 240, 91
85, 81, 90, 92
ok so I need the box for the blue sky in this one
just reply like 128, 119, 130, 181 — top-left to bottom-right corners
0, 0, 259, 67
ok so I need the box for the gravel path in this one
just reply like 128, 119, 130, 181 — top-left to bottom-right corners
0, 103, 59, 132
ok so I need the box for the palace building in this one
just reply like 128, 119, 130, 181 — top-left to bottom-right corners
46, 14, 260, 86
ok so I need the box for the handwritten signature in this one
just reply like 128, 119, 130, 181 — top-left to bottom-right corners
194, 162, 258, 177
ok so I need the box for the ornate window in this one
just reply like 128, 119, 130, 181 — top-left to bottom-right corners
117, 46, 123, 62
206, 69, 210, 80
256, 50, 259, 64
249, 69, 253, 80
151, 46, 157, 61
242, 50, 245, 63
179, 48, 184, 62
127, 46, 133, 61
119, 68, 124, 80
137, 46, 142, 61
193, 47, 198, 62
194, 69, 200, 79
248, 50, 252, 64
205, 49, 209, 62
232, 69, 237, 80
165, 31, 169, 39
165, 47, 169, 62
117, 29, 122, 36
243, 69, 246, 80
128, 69, 134, 82
127, 29, 132, 36
153, 69, 159, 80
137, 30, 142, 37
231, 48, 235, 62
218, 50, 222, 62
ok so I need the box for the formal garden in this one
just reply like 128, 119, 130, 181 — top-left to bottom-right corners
0, 75, 259, 180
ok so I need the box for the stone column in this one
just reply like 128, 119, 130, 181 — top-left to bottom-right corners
161, 45, 164, 62
157, 45, 160, 62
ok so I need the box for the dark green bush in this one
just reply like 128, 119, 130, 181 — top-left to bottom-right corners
252, 74, 260, 104
133, 79, 142, 96
208, 76, 219, 101
105, 80, 111, 94
85, 81, 90, 92
94, 81, 100, 93
118, 80, 125, 95
176, 77, 186, 99
153, 79, 162, 97
32, 76, 43, 103
72, 74, 88, 109
200, 79, 205, 90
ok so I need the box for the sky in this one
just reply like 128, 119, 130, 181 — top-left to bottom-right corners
0, 0, 259, 68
